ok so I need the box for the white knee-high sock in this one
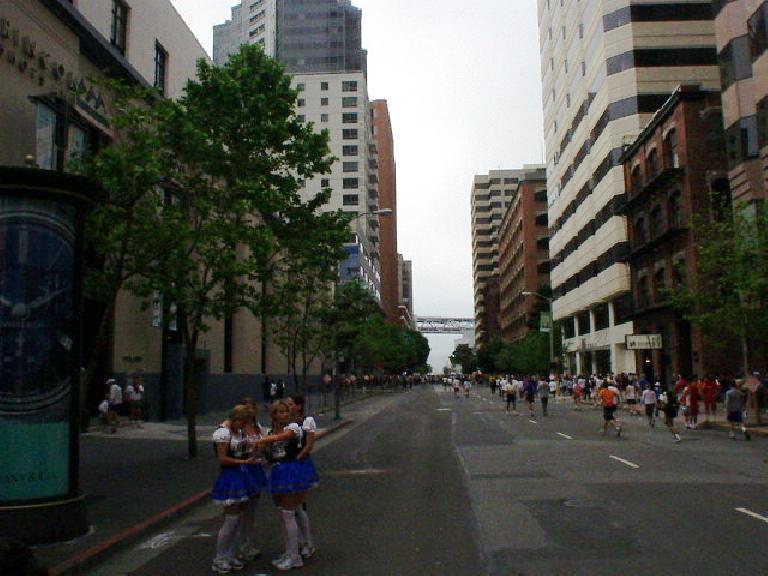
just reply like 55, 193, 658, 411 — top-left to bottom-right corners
281, 508, 300, 559
238, 499, 257, 551
215, 513, 240, 563
295, 507, 313, 546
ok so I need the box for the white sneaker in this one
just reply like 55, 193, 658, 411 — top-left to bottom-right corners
674, 434, 681, 443
228, 558, 245, 571
301, 543, 316, 558
211, 559, 232, 574
272, 553, 289, 567
274, 555, 304, 571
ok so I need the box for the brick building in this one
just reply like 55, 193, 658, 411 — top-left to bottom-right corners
498, 168, 550, 342
371, 100, 400, 324
621, 86, 732, 385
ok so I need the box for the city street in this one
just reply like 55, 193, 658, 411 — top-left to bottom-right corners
77, 386, 767, 576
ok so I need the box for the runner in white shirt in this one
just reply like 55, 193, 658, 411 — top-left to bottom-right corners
642, 387, 657, 428
625, 383, 638, 415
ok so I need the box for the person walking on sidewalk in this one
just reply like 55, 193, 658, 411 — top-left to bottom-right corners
256, 400, 318, 571
702, 376, 720, 422
625, 380, 638, 416
537, 377, 550, 416
642, 385, 657, 428
107, 378, 122, 433
726, 380, 751, 440
660, 390, 682, 443
125, 374, 145, 428
599, 382, 621, 437
463, 376, 472, 398
211, 405, 263, 574
453, 375, 461, 398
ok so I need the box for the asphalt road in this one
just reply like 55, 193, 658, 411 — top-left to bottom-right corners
81, 386, 768, 576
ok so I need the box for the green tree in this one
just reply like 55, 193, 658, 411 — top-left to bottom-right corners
135, 45, 338, 457
270, 206, 350, 391
667, 204, 768, 374
476, 338, 505, 373
450, 344, 477, 374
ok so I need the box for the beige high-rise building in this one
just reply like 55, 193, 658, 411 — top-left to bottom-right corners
471, 167, 544, 349
713, 1, 768, 204
537, 0, 720, 376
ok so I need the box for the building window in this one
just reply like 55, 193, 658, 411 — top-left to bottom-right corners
343, 145, 358, 156
668, 192, 683, 228
154, 40, 168, 95
297, 98, 305, 107
36, 103, 59, 170
296, 83, 305, 92
320, 113, 329, 122
630, 165, 642, 194
343, 161, 358, 172
342, 81, 358, 92
634, 217, 646, 246
342, 128, 358, 140
342, 97, 358, 108
577, 310, 591, 335
593, 303, 610, 331
343, 178, 358, 189
649, 205, 663, 238
647, 148, 660, 178
653, 267, 667, 302
664, 129, 678, 168
321, 178, 330, 188
111, 0, 129, 55
321, 97, 328, 106
321, 81, 329, 91
67, 124, 88, 168
342, 194, 359, 206
296, 114, 305, 123
342, 113, 358, 123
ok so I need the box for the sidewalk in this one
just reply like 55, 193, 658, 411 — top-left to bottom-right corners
34, 389, 395, 575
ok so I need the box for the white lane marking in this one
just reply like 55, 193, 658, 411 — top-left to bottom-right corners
609, 455, 639, 469
735, 507, 768, 524
529, 419, 538, 424
436, 408, 452, 411
140, 531, 175, 550
557, 433, 573, 440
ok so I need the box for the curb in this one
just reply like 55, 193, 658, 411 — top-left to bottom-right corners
49, 418, 353, 575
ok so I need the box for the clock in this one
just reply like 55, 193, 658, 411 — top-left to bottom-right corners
0, 199, 76, 413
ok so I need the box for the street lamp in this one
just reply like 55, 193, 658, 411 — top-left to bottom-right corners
522, 291, 555, 373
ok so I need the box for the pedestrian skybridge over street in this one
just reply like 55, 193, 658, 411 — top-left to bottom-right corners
415, 316, 474, 334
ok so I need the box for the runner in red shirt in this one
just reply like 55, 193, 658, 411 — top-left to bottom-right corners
598, 383, 622, 437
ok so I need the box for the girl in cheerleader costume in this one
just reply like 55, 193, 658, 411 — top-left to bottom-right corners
256, 400, 317, 571
238, 398, 268, 561
210, 405, 262, 574
287, 395, 320, 559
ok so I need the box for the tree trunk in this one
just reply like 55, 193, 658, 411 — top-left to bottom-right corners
183, 316, 199, 459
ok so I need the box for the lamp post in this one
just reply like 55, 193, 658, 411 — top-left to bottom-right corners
332, 208, 392, 420
522, 291, 555, 373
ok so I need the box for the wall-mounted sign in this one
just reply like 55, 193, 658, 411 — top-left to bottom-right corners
0, 14, 108, 128
625, 334, 663, 350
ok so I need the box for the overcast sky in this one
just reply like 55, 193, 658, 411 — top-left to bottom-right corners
169, 0, 545, 369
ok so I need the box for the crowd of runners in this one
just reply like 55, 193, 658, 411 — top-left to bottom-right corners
441, 372, 763, 443
210, 396, 319, 573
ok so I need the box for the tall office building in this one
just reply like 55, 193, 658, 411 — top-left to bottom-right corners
213, 0, 365, 73
214, 0, 381, 300
471, 167, 545, 349
371, 100, 400, 324
713, 1, 767, 204
537, 0, 720, 375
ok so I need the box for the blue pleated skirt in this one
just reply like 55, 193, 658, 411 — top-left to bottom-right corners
269, 459, 319, 494
211, 465, 260, 506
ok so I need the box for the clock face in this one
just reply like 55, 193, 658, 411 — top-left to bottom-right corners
0, 199, 76, 412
